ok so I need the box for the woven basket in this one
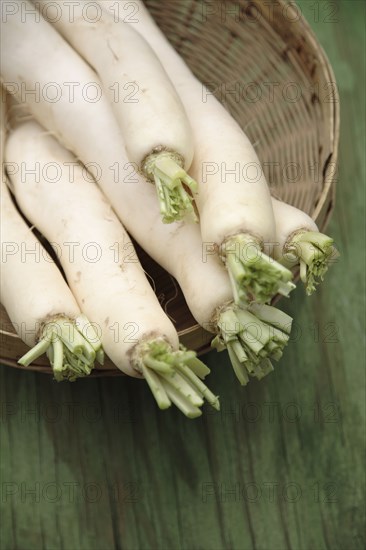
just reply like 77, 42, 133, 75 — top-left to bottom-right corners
0, 0, 339, 375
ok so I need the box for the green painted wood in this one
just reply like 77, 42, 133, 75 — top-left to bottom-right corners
1, 1, 365, 549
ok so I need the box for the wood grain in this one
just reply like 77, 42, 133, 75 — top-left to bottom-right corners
0, 1, 365, 549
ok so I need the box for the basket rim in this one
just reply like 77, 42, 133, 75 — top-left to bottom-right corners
257, 0, 340, 223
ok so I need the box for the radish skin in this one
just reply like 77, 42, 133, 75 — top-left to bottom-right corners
35, 84, 293, 383
272, 199, 338, 294
83, 167, 293, 383
103, 0, 336, 296
5, 120, 219, 416
36, 0, 197, 223
99, 0, 295, 304
1, 1, 120, 174
0, 2, 161, 218
1, 102, 103, 380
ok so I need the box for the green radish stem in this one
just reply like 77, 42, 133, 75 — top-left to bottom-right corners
133, 340, 219, 417
221, 234, 296, 305
211, 304, 292, 385
18, 314, 104, 381
142, 151, 198, 224
247, 303, 293, 334
271, 199, 339, 294
286, 231, 339, 295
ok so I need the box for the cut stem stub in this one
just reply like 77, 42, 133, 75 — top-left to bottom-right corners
211, 303, 292, 385
134, 339, 220, 418
143, 151, 198, 224
286, 231, 339, 295
222, 234, 296, 305
18, 314, 104, 381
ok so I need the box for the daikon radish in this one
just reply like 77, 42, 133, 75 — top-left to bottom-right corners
1, 100, 103, 380
99, 0, 295, 305
5, 120, 219, 417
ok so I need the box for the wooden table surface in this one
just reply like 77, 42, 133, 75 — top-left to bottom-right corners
1, 1, 365, 549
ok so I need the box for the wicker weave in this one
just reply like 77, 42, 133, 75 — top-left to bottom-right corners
0, 0, 339, 374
